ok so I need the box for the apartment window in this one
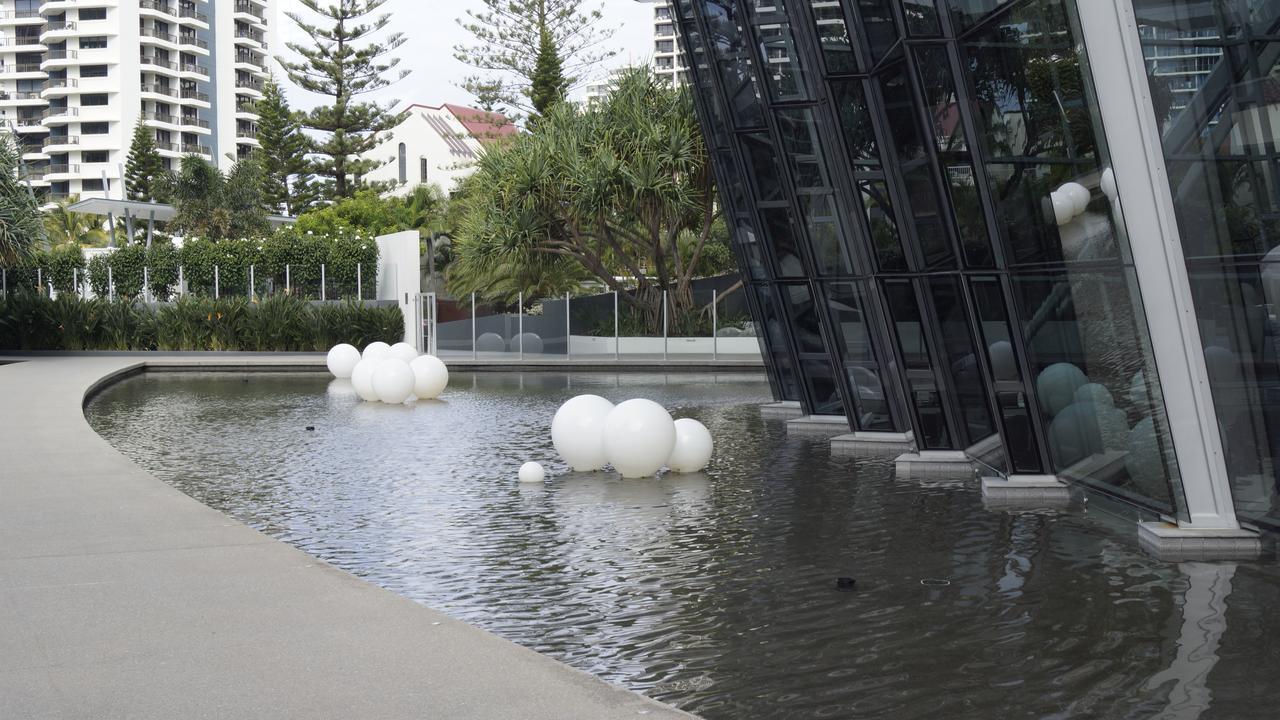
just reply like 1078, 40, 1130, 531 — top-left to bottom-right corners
79, 37, 108, 50
82, 150, 108, 163
81, 122, 109, 134
420, 157, 429, 183
80, 65, 108, 78
78, 7, 106, 21
397, 143, 407, 183
81, 93, 108, 106
81, 179, 104, 191
656, 40, 674, 53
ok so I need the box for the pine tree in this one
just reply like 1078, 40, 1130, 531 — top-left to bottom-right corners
124, 120, 169, 203
278, 0, 408, 200
529, 25, 567, 121
454, 0, 615, 115
253, 76, 312, 215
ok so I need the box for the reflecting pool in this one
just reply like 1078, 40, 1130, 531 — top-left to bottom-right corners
86, 371, 1280, 719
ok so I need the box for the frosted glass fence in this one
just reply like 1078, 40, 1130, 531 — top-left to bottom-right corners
0, 264, 382, 302
423, 286, 763, 362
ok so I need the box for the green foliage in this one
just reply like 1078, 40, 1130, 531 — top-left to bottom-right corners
171, 156, 269, 240
530, 25, 567, 121
454, 0, 615, 116
254, 76, 315, 215
0, 294, 402, 351
449, 67, 720, 331
124, 121, 171, 203
43, 196, 109, 248
39, 244, 86, 294
0, 131, 44, 265
87, 253, 110, 298
147, 241, 180, 301
280, 0, 408, 199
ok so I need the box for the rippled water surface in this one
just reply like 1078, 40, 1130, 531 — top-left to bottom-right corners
86, 371, 1280, 719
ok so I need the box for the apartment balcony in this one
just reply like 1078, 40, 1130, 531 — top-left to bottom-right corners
40, 48, 76, 70
234, 29, 267, 49
139, 0, 179, 20
180, 87, 211, 108
178, 62, 209, 79
39, 21, 75, 40
178, 3, 210, 29
0, 90, 46, 106
142, 110, 211, 134
139, 82, 178, 100
44, 162, 80, 180
234, 0, 268, 29
0, 36, 46, 52
235, 77, 264, 97
139, 27, 180, 50
21, 147, 48, 161
235, 100, 258, 119
0, 61, 48, 79
41, 135, 77, 150
234, 51, 267, 73
40, 105, 76, 126
182, 143, 211, 156
37, 2, 81, 16
179, 34, 210, 54
41, 77, 76, 98
15, 116, 48, 133
0, 9, 45, 26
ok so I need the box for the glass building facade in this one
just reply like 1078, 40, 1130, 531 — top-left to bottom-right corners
671, 0, 1280, 539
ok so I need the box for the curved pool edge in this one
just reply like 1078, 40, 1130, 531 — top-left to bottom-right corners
0, 355, 698, 720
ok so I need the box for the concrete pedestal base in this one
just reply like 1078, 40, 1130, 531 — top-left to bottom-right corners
1137, 522, 1262, 561
981, 475, 1071, 509
759, 401, 804, 420
786, 414, 850, 438
895, 451, 975, 481
831, 431, 915, 456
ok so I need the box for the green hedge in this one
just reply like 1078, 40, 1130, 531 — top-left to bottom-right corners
0, 294, 403, 351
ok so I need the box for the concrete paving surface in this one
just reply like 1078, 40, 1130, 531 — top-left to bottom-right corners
0, 355, 698, 719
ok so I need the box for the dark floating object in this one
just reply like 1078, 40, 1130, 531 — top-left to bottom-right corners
836, 577, 857, 592
305, 426, 315, 431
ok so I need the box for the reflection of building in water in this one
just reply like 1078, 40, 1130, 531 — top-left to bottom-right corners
666, 0, 1280, 556
1143, 563, 1236, 720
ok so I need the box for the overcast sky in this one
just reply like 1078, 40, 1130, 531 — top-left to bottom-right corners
276, 0, 657, 112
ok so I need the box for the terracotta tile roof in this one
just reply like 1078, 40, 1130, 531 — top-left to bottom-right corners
442, 104, 518, 145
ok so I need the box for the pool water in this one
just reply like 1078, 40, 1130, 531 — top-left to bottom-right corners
86, 371, 1280, 719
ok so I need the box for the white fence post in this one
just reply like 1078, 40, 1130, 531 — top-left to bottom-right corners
713, 288, 718, 361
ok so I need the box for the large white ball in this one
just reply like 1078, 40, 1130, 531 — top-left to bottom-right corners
350, 358, 379, 402
1060, 182, 1090, 216
363, 341, 391, 362
667, 418, 713, 473
476, 332, 505, 352
389, 342, 418, 363
603, 399, 676, 479
518, 461, 546, 484
1050, 190, 1075, 226
410, 354, 449, 399
1100, 167, 1118, 201
551, 394, 615, 471
372, 358, 415, 404
326, 343, 361, 379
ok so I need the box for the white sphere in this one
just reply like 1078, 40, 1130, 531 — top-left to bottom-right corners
363, 341, 392, 362
326, 343, 361, 379
510, 332, 544, 354
1060, 182, 1091, 216
518, 461, 546, 484
476, 332, 506, 352
667, 418, 713, 473
389, 342, 418, 363
1051, 190, 1075, 226
551, 394, 615, 471
1100, 167, 1118, 201
409, 354, 449, 399
350, 358, 380, 402
603, 399, 676, 479
372, 358, 415, 404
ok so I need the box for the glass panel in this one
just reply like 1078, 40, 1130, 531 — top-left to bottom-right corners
859, 180, 909, 271
927, 275, 995, 446
738, 132, 786, 202
808, 0, 858, 73
733, 215, 770, 280
745, 0, 809, 102
753, 283, 803, 402
1011, 270, 1182, 513
947, 164, 995, 268
802, 358, 845, 415
701, 0, 767, 128
883, 278, 951, 448
783, 282, 826, 354
761, 207, 806, 277
856, 0, 901, 63
914, 45, 967, 153
776, 107, 830, 189
825, 281, 894, 430
831, 79, 881, 165
799, 194, 853, 275
904, 0, 942, 36
970, 276, 1044, 474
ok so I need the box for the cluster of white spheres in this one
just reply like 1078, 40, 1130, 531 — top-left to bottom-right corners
328, 342, 449, 404
549, 394, 714, 479
1050, 181, 1092, 226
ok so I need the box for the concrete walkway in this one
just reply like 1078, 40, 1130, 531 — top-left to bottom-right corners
0, 356, 696, 719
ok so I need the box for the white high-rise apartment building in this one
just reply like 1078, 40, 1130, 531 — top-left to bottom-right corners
637, 0, 686, 86
0, 0, 275, 202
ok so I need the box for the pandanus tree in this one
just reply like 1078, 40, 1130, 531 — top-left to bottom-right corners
448, 67, 720, 332
0, 132, 44, 264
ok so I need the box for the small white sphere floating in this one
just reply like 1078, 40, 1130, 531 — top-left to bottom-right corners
518, 461, 546, 484
389, 342, 418, 363
603, 398, 676, 479
410, 354, 449, 399
1059, 181, 1090, 216
552, 394, 615, 471
363, 341, 392, 363
350, 358, 380, 402
667, 418, 713, 473
372, 358, 415, 404
326, 343, 361, 379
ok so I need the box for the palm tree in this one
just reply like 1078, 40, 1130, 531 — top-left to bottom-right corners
43, 196, 108, 248
0, 131, 43, 264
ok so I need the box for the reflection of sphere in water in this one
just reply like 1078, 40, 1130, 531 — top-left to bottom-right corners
667, 418, 713, 473
362, 341, 391, 362
351, 358, 379, 402
1074, 383, 1115, 408
551, 394, 615, 471
372, 358, 415, 404
476, 332, 506, 352
410, 354, 449, 399
989, 341, 1018, 382
326, 378, 357, 399
389, 342, 418, 363
518, 461, 545, 484
510, 332, 544, 354
1126, 416, 1168, 501
1060, 182, 1090, 215
603, 399, 676, 479
1051, 190, 1075, 226
1037, 363, 1088, 416
326, 343, 361, 378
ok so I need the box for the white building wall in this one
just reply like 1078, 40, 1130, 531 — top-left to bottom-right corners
363, 106, 487, 196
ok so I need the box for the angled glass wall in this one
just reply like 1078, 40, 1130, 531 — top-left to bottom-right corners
673, 0, 1191, 517
1130, 0, 1280, 529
